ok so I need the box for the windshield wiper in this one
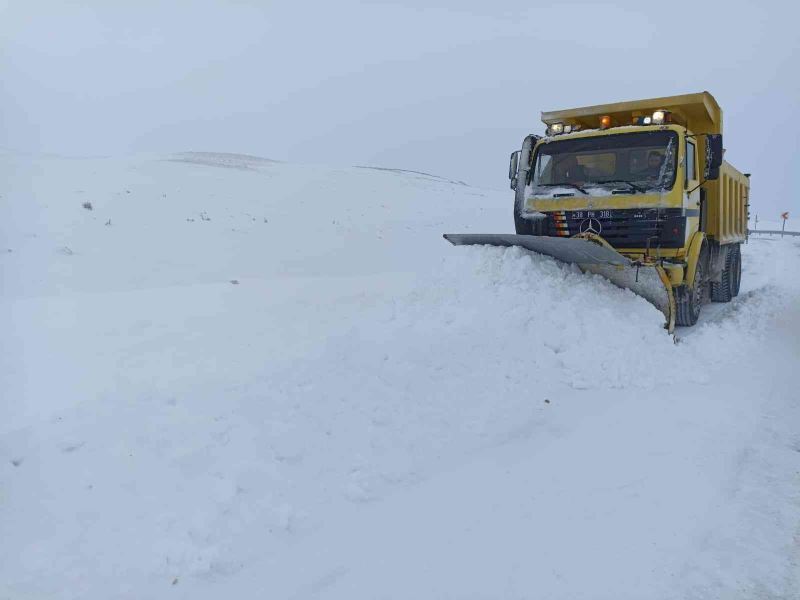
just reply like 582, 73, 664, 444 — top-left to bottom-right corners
535, 182, 588, 195
594, 180, 646, 193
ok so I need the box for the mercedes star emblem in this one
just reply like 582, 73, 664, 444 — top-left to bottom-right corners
579, 218, 602, 235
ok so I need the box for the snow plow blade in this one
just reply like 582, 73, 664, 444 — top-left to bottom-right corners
443, 233, 676, 333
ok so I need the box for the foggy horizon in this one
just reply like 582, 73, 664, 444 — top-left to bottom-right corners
2, 1, 797, 216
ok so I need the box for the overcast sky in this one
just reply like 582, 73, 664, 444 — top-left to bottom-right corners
1, 0, 797, 216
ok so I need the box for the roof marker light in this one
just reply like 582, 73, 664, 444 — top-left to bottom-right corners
550, 123, 564, 135
652, 110, 667, 125
600, 115, 612, 129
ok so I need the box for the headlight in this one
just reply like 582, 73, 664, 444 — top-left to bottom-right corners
550, 123, 564, 135
652, 110, 667, 125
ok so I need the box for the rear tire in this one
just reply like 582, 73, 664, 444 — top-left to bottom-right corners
676, 247, 708, 326
710, 246, 734, 302
731, 244, 742, 297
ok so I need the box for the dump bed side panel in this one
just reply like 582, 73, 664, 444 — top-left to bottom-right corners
705, 161, 749, 244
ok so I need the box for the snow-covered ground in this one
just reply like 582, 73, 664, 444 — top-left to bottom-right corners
1, 152, 798, 599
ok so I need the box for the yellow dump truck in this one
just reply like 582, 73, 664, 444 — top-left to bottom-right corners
445, 92, 750, 332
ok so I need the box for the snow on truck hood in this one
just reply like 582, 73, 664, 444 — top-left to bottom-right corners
526, 184, 616, 198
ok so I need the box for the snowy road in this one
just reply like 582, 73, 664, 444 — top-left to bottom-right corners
1, 153, 798, 599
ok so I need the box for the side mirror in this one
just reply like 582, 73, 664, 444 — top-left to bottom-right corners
705, 134, 723, 180
509, 150, 521, 189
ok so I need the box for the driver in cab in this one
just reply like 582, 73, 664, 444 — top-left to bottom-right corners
561, 156, 588, 184
644, 150, 664, 179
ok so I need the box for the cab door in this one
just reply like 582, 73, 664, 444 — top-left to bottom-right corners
684, 138, 700, 235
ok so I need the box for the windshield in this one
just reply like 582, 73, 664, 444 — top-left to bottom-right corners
530, 131, 678, 192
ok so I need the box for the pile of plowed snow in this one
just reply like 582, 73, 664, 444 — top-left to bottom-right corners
2, 152, 798, 600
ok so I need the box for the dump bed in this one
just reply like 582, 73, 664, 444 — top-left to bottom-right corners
705, 161, 749, 245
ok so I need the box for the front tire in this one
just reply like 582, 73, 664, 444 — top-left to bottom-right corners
514, 208, 533, 234
676, 247, 708, 326
514, 198, 533, 234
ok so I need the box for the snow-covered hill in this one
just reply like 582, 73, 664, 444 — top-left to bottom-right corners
1, 152, 798, 599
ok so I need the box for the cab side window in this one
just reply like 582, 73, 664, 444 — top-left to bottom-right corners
686, 140, 696, 183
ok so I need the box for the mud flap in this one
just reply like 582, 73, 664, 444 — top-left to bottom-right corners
443, 233, 676, 333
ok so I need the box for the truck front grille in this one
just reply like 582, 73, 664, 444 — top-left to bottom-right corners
545, 208, 686, 249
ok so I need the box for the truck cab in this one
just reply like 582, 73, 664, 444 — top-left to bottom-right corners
518, 123, 695, 255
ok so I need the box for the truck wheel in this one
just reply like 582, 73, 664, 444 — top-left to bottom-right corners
514, 200, 533, 234
514, 210, 533, 234
710, 246, 735, 303
676, 248, 707, 326
731, 244, 742, 296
